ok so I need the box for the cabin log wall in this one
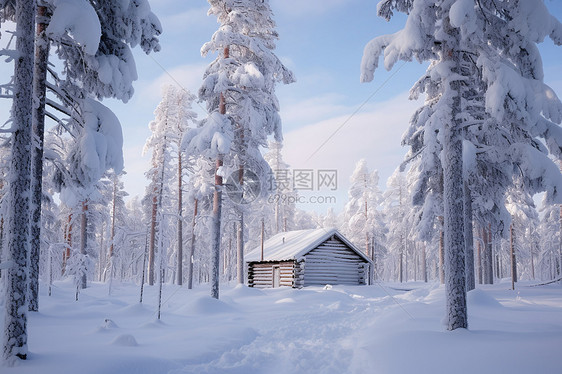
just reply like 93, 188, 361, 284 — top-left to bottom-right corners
248, 235, 370, 288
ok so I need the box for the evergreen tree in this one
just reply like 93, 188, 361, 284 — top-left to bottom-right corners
184, 0, 294, 297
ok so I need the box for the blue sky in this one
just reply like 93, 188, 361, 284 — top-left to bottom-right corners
1, 1, 559, 214
107, 0, 561, 214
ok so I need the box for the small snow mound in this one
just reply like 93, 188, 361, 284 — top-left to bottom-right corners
102, 318, 119, 329
116, 302, 148, 316
141, 319, 167, 329
110, 334, 138, 347
223, 284, 265, 298
94, 318, 119, 333
275, 297, 296, 304
324, 284, 333, 290
179, 296, 235, 315
468, 289, 503, 308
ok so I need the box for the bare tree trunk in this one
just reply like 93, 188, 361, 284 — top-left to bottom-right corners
443, 47, 467, 330
29, 2, 50, 313
2, 0, 35, 360
398, 247, 403, 283
530, 239, 535, 280
211, 155, 223, 299
79, 201, 88, 289
510, 222, 517, 289
439, 216, 445, 284
176, 153, 183, 285
559, 194, 562, 277
237, 212, 244, 284
477, 226, 482, 284
98, 222, 104, 281
63, 214, 72, 275
421, 244, 428, 283
210, 73, 228, 298
148, 192, 157, 286
0, 215, 4, 278
464, 182, 475, 291
187, 199, 198, 289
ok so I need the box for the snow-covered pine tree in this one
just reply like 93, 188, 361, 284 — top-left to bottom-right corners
185, 0, 294, 296
382, 169, 411, 283
143, 85, 190, 286
343, 159, 386, 265
363, 0, 562, 330
25, 0, 161, 309
2, 0, 35, 362
538, 197, 562, 280
264, 141, 296, 234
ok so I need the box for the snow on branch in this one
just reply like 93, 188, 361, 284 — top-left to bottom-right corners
46, 0, 101, 55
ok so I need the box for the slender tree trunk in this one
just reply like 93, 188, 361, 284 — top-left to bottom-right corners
63, 214, 72, 275
464, 182, 475, 291
98, 222, 104, 282
3, 0, 35, 360
477, 227, 482, 284
148, 192, 157, 286
510, 222, 517, 289
187, 198, 198, 289
237, 212, 244, 284
398, 246, 403, 283
422, 244, 428, 283
530, 239, 535, 280
28, 3, 50, 313
559, 195, 562, 277
439, 216, 445, 284
486, 225, 494, 284
109, 180, 117, 259
177, 153, 183, 285
79, 201, 88, 289
211, 76, 228, 298
442, 47, 467, 330
211, 155, 223, 299
0, 215, 4, 278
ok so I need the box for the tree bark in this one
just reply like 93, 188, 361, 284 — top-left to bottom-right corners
176, 152, 183, 285
211, 155, 223, 299
0, 215, 4, 278
510, 222, 517, 289
3, 0, 35, 360
63, 214, 72, 275
79, 201, 88, 289
443, 47, 467, 330
210, 79, 228, 299
439, 217, 445, 284
237, 213, 244, 283
477, 225, 482, 284
148, 192, 157, 286
464, 182, 475, 291
187, 198, 198, 289
28, 2, 50, 313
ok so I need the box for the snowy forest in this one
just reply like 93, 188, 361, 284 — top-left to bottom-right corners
1, 0, 562, 372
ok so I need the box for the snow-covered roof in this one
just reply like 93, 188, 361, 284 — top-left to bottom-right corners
245, 228, 371, 263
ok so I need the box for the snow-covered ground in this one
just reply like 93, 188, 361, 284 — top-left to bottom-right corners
2, 279, 561, 373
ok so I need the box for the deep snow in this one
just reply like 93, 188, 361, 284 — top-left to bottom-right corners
1, 279, 561, 373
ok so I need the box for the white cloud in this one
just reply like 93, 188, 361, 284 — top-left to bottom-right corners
279, 93, 350, 129
281, 92, 422, 212
137, 63, 207, 103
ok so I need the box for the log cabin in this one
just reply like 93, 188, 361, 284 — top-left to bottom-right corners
246, 228, 372, 288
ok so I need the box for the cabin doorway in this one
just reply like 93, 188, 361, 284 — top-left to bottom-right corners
272, 266, 280, 288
